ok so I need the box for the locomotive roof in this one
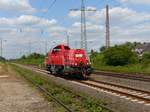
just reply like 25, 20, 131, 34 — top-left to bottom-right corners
54, 44, 69, 47
53, 44, 85, 51
53, 44, 70, 49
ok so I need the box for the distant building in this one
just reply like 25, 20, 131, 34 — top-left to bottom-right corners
134, 42, 150, 56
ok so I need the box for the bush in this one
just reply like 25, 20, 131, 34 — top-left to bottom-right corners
100, 46, 106, 52
28, 53, 44, 59
142, 52, 150, 64
0, 56, 6, 61
103, 45, 138, 66
21, 55, 26, 59
90, 53, 104, 66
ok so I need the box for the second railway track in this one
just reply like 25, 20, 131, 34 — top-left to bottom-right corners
78, 80, 150, 104
94, 71, 150, 82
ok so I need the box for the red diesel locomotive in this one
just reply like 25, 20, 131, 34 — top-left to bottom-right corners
45, 44, 93, 78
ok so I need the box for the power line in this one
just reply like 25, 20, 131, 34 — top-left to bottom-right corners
41, 0, 57, 18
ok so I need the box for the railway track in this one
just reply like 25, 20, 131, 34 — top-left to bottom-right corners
79, 80, 150, 104
94, 71, 150, 82
13, 64, 115, 112
13, 64, 150, 110
34, 67, 150, 105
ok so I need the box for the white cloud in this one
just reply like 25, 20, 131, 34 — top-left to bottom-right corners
1, 6, 150, 58
68, 6, 150, 51
0, 0, 35, 13
0, 15, 66, 59
69, 7, 150, 26
16, 15, 57, 27
117, 0, 150, 5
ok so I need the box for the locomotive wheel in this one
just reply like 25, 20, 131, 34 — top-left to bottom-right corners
46, 65, 52, 74
81, 69, 88, 80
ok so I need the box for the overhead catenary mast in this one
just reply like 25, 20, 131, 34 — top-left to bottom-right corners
0, 39, 2, 57
66, 31, 70, 46
28, 41, 31, 55
0, 39, 7, 57
81, 0, 87, 51
70, 0, 96, 52
105, 4, 110, 48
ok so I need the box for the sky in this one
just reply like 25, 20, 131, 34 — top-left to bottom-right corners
0, 0, 150, 59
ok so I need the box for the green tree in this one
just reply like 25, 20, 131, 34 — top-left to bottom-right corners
21, 55, 26, 59
103, 45, 138, 66
28, 53, 44, 59
100, 46, 106, 52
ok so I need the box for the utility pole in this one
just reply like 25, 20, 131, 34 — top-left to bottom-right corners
0, 39, 6, 57
28, 41, 31, 55
81, 0, 86, 50
40, 40, 49, 55
105, 4, 110, 48
0, 39, 2, 57
19, 48, 22, 57
45, 41, 47, 54
70, 0, 96, 52
66, 31, 70, 46
75, 40, 78, 48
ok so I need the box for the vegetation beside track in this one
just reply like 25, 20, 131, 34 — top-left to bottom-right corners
13, 42, 150, 75
14, 53, 45, 66
10, 64, 111, 112
91, 43, 150, 75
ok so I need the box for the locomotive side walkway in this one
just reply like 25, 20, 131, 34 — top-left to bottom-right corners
0, 63, 52, 112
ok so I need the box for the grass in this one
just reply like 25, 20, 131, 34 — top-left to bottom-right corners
93, 64, 150, 74
16, 57, 44, 66
12, 53, 45, 66
10, 63, 111, 112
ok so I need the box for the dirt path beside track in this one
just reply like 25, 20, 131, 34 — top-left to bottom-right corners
0, 63, 53, 112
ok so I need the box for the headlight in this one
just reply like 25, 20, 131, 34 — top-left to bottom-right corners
75, 63, 78, 66
75, 54, 83, 58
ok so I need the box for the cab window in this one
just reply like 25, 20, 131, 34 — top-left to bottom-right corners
52, 46, 61, 54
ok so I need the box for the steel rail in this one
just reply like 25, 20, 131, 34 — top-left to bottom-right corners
94, 71, 150, 82
90, 79, 150, 95
79, 80, 150, 103
19, 70, 74, 112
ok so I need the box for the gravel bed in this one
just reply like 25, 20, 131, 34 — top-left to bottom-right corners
0, 64, 54, 112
